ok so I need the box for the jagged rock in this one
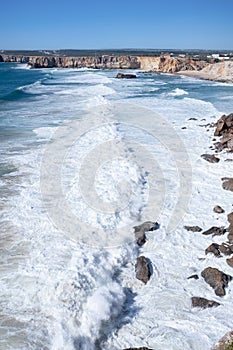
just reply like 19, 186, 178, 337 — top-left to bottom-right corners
202, 226, 226, 236
184, 225, 202, 232
116, 73, 137, 79
187, 274, 199, 280
135, 256, 151, 284
214, 113, 233, 136
227, 257, 233, 268
201, 154, 220, 163
188, 117, 198, 121
136, 234, 146, 247
201, 267, 232, 296
134, 221, 159, 246
214, 114, 233, 152
228, 212, 233, 225
222, 178, 233, 192
191, 297, 220, 309
205, 243, 221, 257
219, 244, 233, 256
214, 205, 225, 213
212, 330, 233, 350
228, 233, 233, 243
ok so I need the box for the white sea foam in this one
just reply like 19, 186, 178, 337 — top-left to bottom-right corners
1, 68, 233, 350
167, 88, 189, 96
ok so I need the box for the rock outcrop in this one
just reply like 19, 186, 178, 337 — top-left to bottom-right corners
0, 54, 208, 72
138, 56, 207, 72
202, 226, 226, 236
191, 297, 220, 309
178, 61, 233, 83
222, 178, 233, 192
213, 206, 225, 214
214, 113, 233, 151
212, 330, 233, 350
201, 267, 232, 296
116, 73, 137, 79
133, 221, 159, 246
135, 256, 151, 284
201, 154, 220, 163
184, 225, 202, 232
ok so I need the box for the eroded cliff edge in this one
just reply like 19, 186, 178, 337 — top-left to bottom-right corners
1, 54, 232, 82
0, 54, 207, 71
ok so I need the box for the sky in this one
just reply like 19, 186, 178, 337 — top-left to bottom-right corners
1, 0, 233, 50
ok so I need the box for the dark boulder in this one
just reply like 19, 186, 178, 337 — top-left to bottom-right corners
201, 154, 220, 163
205, 243, 221, 257
201, 267, 232, 296
191, 297, 220, 309
135, 256, 151, 284
226, 257, 233, 268
184, 225, 202, 232
202, 226, 226, 236
214, 205, 225, 214
219, 243, 233, 256
116, 73, 137, 79
187, 274, 199, 280
134, 221, 159, 246
212, 330, 233, 350
222, 178, 233, 192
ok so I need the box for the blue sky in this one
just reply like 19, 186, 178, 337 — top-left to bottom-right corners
1, 0, 233, 50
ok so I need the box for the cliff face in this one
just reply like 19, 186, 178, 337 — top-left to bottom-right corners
138, 56, 207, 72
0, 54, 207, 72
178, 61, 233, 83
0, 54, 140, 69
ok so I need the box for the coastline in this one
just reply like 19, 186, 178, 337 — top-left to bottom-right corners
178, 61, 233, 83
1, 53, 232, 83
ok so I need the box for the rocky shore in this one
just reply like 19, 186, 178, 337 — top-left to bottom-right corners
178, 61, 233, 83
1, 53, 232, 82
0, 53, 207, 72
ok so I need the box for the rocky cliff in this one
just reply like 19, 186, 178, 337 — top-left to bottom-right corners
178, 60, 233, 83
0, 54, 207, 72
0, 54, 140, 69
138, 56, 207, 72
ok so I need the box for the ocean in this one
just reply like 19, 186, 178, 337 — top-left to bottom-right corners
1, 62, 233, 350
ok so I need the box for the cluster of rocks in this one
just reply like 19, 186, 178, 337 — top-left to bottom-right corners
214, 113, 233, 151
184, 113, 233, 349
134, 221, 159, 285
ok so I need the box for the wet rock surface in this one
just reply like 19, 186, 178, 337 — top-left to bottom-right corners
191, 297, 220, 309
201, 154, 220, 163
116, 73, 137, 79
201, 267, 232, 296
212, 330, 233, 350
226, 257, 233, 268
135, 256, 151, 284
222, 178, 233, 192
202, 226, 226, 236
184, 225, 202, 232
205, 243, 221, 257
134, 221, 159, 246
214, 205, 225, 213
187, 274, 199, 280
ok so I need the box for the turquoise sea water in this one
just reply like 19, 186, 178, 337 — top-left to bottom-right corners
1, 62, 233, 350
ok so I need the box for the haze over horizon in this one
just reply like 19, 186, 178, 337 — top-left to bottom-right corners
1, 0, 233, 50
